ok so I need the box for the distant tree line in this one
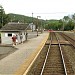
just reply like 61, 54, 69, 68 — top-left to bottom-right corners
62, 15, 74, 30
0, 5, 75, 30
45, 14, 75, 31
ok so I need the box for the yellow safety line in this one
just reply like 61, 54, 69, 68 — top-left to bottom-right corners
14, 33, 49, 75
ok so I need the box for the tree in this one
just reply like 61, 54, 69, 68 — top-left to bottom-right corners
0, 5, 4, 28
0, 5, 9, 28
64, 20, 74, 30
63, 16, 70, 21
58, 19, 63, 30
72, 13, 75, 20
72, 13, 75, 30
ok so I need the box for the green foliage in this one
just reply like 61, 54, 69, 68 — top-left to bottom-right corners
72, 13, 75, 20
63, 16, 70, 21
45, 14, 74, 31
64, 20, 74, 30
8, 13, 45, 29
62, 14, 74, 30
0, 5, 9, 28
45, 20, 63, 30
8, 13, 36, 23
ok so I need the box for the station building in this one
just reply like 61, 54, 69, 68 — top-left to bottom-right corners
0, 22, 31, 44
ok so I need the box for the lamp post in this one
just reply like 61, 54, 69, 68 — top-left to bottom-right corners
36, 16, 41, 36
41, 20, 43, 33
37, 16, 41, 29
32, 13, 33, 32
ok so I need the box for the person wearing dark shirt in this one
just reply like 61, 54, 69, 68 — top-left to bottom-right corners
12, 35, 17, 46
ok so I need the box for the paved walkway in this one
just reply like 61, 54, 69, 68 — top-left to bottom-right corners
0, 32, 49, 75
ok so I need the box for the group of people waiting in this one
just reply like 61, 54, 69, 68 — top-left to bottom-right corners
12, 33, 28, 46
12, 34, 23, 46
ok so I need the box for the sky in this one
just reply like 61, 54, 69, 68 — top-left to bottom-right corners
0, 0, 75, 20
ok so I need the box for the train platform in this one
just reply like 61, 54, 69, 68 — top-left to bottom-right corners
0, 32, 49, 75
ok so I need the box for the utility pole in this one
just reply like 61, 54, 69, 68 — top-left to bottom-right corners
32, 13, 33, 32
40, 19, 43, 33
37, 16, 41, 29
36, 16, 41, 36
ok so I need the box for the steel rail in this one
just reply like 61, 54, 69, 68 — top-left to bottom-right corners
56, 36, 67, 75
61, 33, 75, 48
63, 32, 75, 41
40, 32, 67, 75
40, 33, 52, 75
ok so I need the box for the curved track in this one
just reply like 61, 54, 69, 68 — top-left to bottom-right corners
60, 32, 75, 48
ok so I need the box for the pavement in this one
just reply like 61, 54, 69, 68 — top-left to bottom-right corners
0, 32, 49, 75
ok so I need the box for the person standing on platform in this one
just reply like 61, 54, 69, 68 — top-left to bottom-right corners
12, 35, 17, 46
16, 35, 18, 45
20, 34, 23, 43
37, 29, 38, 36
26, 32, 28, 41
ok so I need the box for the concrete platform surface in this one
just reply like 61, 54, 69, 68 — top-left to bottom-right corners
0, 32, 49, 75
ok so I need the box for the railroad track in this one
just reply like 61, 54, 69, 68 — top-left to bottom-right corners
40, 32, 74, 75
60, 32, 75, 48
40, 32, 66, 75
27, 32, 74, 75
